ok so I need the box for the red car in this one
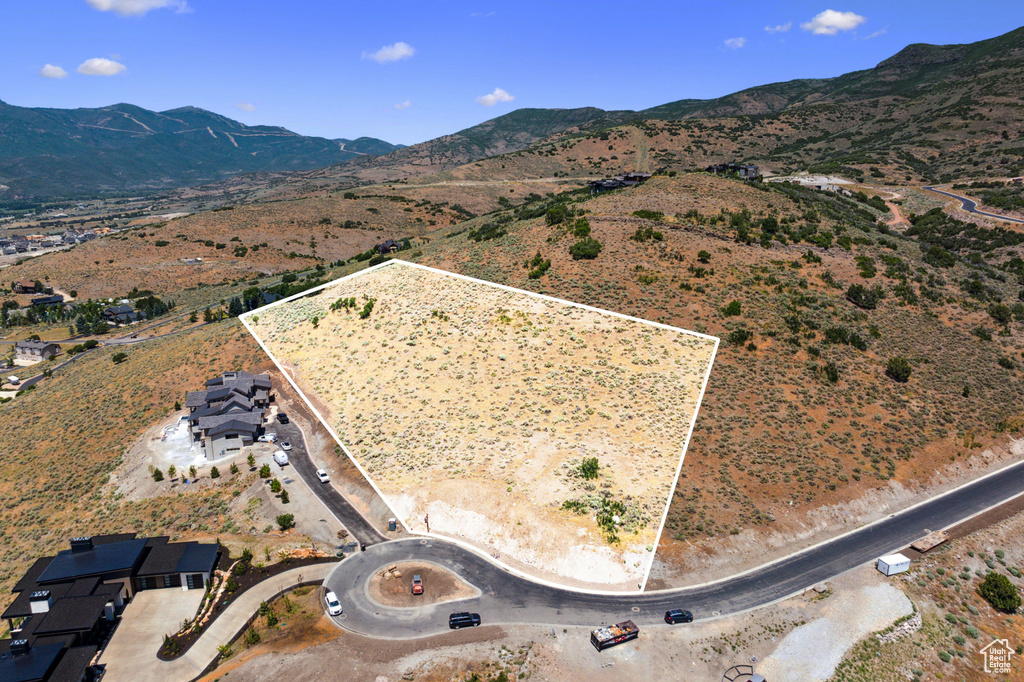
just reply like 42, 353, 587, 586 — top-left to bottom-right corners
411, 574, 423, 595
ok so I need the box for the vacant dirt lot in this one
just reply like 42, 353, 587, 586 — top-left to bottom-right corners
250, 261, 717, 590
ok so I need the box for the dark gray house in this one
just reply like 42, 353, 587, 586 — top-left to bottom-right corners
185, 370, 273, 458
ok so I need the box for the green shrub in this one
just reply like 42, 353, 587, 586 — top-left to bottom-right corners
151, 468, 164, 482
259, 464, 271, 478
276, 514, 295, 530
569, 237, 603, 260
978, 571, 1022, 613
886, 356, 912, 383
578, 457, 600, 480
210, 466, 220, 479
722, 300, 742, 317
632, 209, 664, 221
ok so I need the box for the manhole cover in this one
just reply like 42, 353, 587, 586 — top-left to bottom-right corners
419, 539, 428, 545
374, 610, 381, 616
631, 607, 640, 612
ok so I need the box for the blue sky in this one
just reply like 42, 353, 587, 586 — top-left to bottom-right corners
3, 1, 1024, 145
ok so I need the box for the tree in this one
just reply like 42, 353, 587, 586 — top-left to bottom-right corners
174, 400, 181, 411
247, 452, 256, 469
189, 465, 197, 479
210, 466, 220, 479
167, 465, 176, 479
697, 250, 712, 263
230, 463, 239, 475
270, 478, 282, 493
886, 356, 912, 383
978, 572, 1021, 613
846, 284, 882, 310
152, 468, 164, 482
228, 297, 244, 317
988, 303, 1012, 326
111, 352, 127, 364
91, 320, 109, 335
569, 237, 603, 260
189, 310, 198, 323
280, 489, 290, 504
276, 514, 295, 530
722, 300, 742, 317
259, 464, 271, 478
203, 307, 214, 323
545, 204, 567, 226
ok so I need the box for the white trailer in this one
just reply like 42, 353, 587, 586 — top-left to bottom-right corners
877, 553, 911, 576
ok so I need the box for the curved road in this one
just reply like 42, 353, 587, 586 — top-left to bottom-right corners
324, 457, 1024, 638
923, 185, 1024, 225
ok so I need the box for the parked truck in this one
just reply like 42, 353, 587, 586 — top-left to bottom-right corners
590, 620, 639, 651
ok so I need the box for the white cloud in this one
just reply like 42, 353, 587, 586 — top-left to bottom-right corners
77, 57, 127, 76
800, 10, 867, 35
85, 0, 190, 16
394, 100, 412, 109
476, 87, 514, 106
724, 37, 746, 50
39, 64, 68, 79
362, 42, 415, 64
863, 26, 889, 40
235, 103, 256, 112
765, 22, 792, 33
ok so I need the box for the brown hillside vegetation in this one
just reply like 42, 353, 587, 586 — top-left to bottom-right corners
388, 173, 1024, 584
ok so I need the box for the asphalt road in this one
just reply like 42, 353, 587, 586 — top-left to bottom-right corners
923, 186, 1024, 224
323, 457, 1024, 638
272, 417, 385, 547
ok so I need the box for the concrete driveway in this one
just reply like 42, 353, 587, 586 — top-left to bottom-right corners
100, 588, 205, 682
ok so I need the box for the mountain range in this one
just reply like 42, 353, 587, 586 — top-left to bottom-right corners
2, 25, 1023, 198
0, 101, 402, 197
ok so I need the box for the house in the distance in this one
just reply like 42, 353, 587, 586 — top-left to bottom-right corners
30, 295, 65, 309
705, 163, 761, 181
588, 172, 652, 194
0, 534, 219, 682
102, 305, 142, 326
185, 370, 273, 458
12, 280, 53, 295
14, 340, 61, 364
375, 239, 401, 255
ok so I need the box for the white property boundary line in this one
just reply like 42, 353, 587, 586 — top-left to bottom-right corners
241, 259, 720, 596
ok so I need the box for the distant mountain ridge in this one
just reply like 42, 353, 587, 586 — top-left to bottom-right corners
0, 100, 400, 197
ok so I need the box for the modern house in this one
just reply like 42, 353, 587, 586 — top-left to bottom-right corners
101, 305, 141, 326
14, 341, 61, 363
12, 281, 50, 295
375, 239, 401, 255
30, 295, 65, 309
588, 172, 653, 194
0, 534, 219, 682
185, 370, 273, 458
705, 163, 761, 181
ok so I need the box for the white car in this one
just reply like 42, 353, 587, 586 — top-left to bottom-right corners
257, 433, 277, 443
325, 591, 343, 616
280, 441, 293, 451
316, 469, 330, 483
273, 450, 289, 466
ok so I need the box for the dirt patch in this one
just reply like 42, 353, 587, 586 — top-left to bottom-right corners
368, 561, 478, 608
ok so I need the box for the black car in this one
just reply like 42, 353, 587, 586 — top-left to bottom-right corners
277, 413, 289, 424
664, 609, 693, 624
448, 612, 481, 629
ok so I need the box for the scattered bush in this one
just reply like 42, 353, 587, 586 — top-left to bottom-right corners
978, 571, 1021, 613
886, 356, 912, 383
569, 237, 603, 260
276, 514, 295, 531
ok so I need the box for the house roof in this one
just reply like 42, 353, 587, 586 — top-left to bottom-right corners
36, 539, 148, 584
137, 541, 219, 577
47, 645, 97, 682
104, 305, 133, 315
0, 640, 65, 682
14, 341, 60, 351
32, 595, 110, 635
185, 391, 208, 408
205, 418, 261, 438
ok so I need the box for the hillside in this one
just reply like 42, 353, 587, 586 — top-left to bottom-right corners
328, 25, 1024, 186
0, 100, 399, 197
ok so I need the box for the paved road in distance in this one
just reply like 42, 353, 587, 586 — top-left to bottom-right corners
923, 186, 1024, 224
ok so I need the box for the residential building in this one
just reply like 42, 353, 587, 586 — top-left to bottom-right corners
376, 239, 401, 255
0, 534, 219, 682
705, 163, 761, 180
15, 341, 61, 363
588, 172, 653, 194
30, 295, 65, 309
101, 305, 141, 326
185, 370, 273, 458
